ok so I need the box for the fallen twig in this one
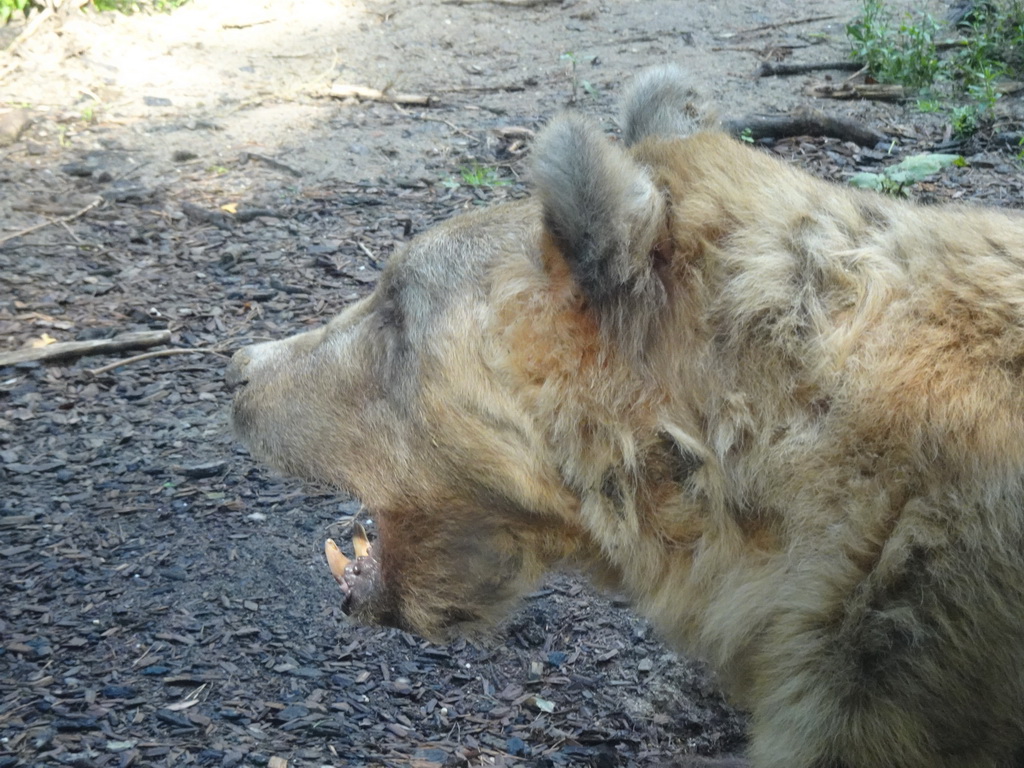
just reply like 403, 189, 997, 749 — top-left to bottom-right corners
0, 197, 102, 249
435, 83, 527, 94
222, 18, 274, 29
357, 241, 379, 266
728, 14, 838, 35
240, 151, 303, 178
235, 207, 284, 223
87, 347, 229, 376
842, 66, 870, 84
722, 107, 887, 146
809, 82, 908, 102
326, 84, 433, 106
0, 330, 171, 367
401, 109, 479, 140
756, 60, 864, 77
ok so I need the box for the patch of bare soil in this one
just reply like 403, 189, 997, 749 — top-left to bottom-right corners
1, 1, 1022, 767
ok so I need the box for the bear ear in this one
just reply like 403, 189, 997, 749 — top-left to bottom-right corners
531, 112, 668, 355
619, 64, 707, 146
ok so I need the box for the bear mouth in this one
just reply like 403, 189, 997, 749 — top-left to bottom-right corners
324, 521, 380, 617
223, 354, 249, 393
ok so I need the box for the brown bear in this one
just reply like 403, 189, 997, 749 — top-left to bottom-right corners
228, 67, 1024, 768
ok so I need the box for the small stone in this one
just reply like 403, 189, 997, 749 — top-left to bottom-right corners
0, 109, 30, 147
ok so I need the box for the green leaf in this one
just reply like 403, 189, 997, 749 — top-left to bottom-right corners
529, 696, 556, 713
848, 172, 884, 191
887, 153, 962, 181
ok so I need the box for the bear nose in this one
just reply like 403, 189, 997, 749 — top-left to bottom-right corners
225, 347, 252, 390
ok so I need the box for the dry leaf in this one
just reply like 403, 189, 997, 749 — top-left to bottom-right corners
166, 699, 200, 712
30, 333, 57, 349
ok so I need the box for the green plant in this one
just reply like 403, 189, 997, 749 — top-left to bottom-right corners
90, 0, 190, 12
442, 163, 510, 190
948, 1, 1024, 82
848, 0, 1024, 136
1, 0, 189, 22
560, 51, 597, 102
966, 62, 1003, 112
847, 0, 941, 89
951, 104, 979, 137
0, 0, 33, 24
740, 127, 755, 143
849, 152, 963, 195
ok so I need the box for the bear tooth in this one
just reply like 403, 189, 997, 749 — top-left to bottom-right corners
353, 522, 371, 558
325, 538, 351, 583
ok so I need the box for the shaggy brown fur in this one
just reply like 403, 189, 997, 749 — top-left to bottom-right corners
228, 66, 1024, 767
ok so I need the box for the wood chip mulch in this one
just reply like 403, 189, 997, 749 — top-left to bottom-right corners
2, 104, 1021, 768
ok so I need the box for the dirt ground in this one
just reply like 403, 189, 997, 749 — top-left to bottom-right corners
1, 1, 1023, 767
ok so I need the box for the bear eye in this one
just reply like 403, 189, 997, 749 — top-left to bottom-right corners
377, 297, 404, 331
374, 272, 408, 333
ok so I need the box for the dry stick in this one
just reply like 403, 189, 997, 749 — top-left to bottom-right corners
756, 60, 864, 77
240, 151, 303, 178
222, 19, 274, 29
0, 330, 171, 367
435, 83, 527, 94
357, 241, 378, 264
722, 107, 887, 146
58, 219, 84, 245
0, 197, 102, 249
399, 108, 478, 141
812, 82, 908, 102
326, 84, 433, 106
731, 14, 838, 35
87, 347, 229, 377
843, 65, 870, 84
